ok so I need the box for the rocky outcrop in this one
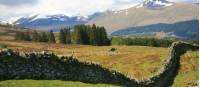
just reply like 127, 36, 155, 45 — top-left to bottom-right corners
0, 42, 198, 87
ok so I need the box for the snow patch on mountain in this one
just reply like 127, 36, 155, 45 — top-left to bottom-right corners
13, 12, 103, 31
31, 15, 49, 22
110, 0, 173, 15
0, 21, 9, 25
136, 0, 173, 8
111, 7, 131, 15
2, 17, 21, 24
14, 14, 90, 25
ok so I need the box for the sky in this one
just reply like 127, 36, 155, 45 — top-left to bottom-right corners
0, 0, 198, 22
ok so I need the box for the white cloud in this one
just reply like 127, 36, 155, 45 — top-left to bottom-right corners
0, 0, 38, 6
168, 0, 198, 3
32, 0, 115, 16
0, 0, 116, 20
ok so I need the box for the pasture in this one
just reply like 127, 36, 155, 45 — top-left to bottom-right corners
0, 40, 198, 87
0, 40, 169, 80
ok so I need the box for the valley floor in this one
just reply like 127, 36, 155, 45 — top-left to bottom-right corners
0, 40, 198, 87
0, 40, 169, 80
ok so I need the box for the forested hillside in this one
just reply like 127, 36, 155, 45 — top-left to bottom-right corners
111, 20, 199, 40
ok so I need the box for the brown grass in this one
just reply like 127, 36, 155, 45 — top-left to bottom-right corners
172, 51, 199, 87
0, 40, 169, 81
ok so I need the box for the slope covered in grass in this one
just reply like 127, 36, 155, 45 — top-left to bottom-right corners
0, 80, 119, 87
172, 51, 199, 87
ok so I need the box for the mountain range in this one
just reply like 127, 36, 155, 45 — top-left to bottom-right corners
89, 0, 199, 39
14, 13, 102, 31
7, 0, 199, 39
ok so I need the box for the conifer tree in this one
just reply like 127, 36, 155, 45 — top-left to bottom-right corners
48, 30, 56, 43
96, 26, 102, 45
40, 32, 48, 42
71, 26, 83, 44
64, 28, 71, 44
24, 31, 31, 41
15, 32, 31, 41
71, 24, 110, 46
99, 27, 110, 45
15, 32, 21, 40
82, 26, 90, 44
89, 24, 98, 45
59, 29, 66, 44
32, 30, 41, 42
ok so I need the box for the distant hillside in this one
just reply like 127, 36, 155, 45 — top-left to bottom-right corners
111, 20, 199, 40
88, 2, 199, 35
0, 24, 36, 40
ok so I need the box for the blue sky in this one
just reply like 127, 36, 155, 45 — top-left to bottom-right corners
0, 0, 198, 22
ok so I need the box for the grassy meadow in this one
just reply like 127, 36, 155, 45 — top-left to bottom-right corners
0, 39, 198, 87
0, 80, 119, 87
0, 40, 169, 80
172, 51, 199, 87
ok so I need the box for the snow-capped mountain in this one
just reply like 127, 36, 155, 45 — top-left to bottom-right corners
136, 0, 173, 8
0, 21, 9, 25
0, 20, 14, 26
88, 0, 199, 39
14, 12, 102, 31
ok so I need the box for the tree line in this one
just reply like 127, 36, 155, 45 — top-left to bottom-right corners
15, 24, 175, 47
71, 24, 110, 45
111, 37, 173, 47
59, 27, 71, 44
15, 30, 56, 43
15, 24, 110, 46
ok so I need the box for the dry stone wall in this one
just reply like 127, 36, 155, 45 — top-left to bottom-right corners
142, 42, 199, 87
0, 49, 137, 87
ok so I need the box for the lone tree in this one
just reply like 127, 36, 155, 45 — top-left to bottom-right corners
48, 30, 56, 43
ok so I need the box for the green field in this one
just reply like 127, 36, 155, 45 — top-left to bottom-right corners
0, 80, 119, 87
